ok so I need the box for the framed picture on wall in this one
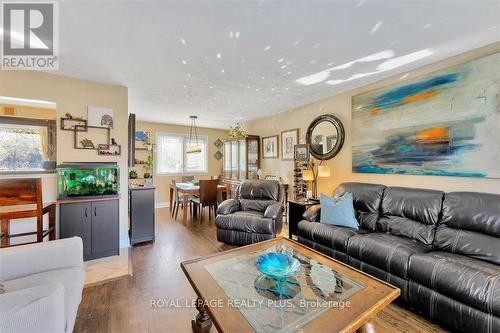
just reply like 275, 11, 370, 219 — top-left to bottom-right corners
294, 144, 309, 161
88, 106, 114, 128
281, 128, 299, 160
262, 135, 279, 159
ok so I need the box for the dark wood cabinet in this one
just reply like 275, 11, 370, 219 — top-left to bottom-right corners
287, 199, 319, 239
129, 187, 155, 245
59, 201, 92, 257
60, 197, 119, 261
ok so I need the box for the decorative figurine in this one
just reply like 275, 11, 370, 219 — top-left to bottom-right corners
65, 112, 73, 119
80, 138, 95, 149
111, 138, 118, 145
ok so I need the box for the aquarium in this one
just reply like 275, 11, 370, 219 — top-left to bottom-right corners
57, 162, 119, 199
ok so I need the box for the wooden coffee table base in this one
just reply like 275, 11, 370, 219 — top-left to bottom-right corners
192, 297, 212, 333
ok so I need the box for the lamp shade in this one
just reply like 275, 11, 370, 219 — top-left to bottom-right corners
318, 165, 331, 177
302, 169, 314, 181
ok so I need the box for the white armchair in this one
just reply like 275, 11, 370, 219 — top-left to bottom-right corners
0, 237, 85, 333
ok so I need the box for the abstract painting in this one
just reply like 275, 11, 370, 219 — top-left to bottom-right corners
352, 52, 500, 178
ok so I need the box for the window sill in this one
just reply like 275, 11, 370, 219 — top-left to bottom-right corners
0, 170, 56, 178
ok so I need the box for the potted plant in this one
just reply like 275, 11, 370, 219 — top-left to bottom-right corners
143, 141, 154, 151
129, 170, 138, 179
143, 155, 153, 178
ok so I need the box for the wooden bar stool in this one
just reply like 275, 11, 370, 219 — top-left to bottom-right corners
0, 178, 56, 248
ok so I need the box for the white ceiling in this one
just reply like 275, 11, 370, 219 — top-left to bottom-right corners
56, 0, 500, 129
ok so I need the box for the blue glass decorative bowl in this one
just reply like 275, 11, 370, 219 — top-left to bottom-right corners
255, 253, 301, 280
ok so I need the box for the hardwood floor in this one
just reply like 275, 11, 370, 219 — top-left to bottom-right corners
74, 208, 447, 333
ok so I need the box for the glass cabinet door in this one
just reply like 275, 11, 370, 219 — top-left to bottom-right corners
239, 140, 247, 179
247, 138, 259, 179
231, 141, 239, 179
223, 141, 231, 178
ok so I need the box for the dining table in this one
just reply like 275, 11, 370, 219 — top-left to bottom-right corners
169, 182, 227, 223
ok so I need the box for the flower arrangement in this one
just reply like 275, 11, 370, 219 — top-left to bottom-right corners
228, 122, 246, 138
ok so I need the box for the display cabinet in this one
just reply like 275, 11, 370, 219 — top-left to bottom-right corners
223, 136, 260, 195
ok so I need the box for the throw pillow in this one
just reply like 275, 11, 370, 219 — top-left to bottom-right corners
319, 192, 359, 229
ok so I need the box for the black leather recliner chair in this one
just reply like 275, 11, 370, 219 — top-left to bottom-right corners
215, 180, 284, 246
298, 182, 500, 333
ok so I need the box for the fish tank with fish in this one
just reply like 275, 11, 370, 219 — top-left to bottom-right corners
57, 162, 119, 199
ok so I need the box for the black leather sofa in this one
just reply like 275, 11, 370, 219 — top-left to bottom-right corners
298, 182, 500, 332
216, 180, 284, 246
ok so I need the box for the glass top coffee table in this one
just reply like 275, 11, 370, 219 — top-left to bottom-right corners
181, 237, 399, 333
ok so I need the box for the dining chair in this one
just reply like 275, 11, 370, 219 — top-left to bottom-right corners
0, 178, 56, 247
212, 175, 224, 203
171, 179, 192, 220
190, 179, 219, 223
182, 176, 194, 183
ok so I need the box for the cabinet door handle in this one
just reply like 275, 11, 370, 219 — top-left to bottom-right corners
85, 208, 88, 218
94, 207, 97, 217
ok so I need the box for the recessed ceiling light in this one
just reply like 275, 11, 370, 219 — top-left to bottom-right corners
180, 38, 186, 45
278, 58, 284, 63
424, 23, 432, 29
217, 53, 221, 59
221, 69, 225, 73
264, 45, 271, 51
182, 60, 187, 65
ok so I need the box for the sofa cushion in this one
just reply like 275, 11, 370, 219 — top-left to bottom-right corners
297, 221, 368, 253
379, 186, 444, 247
4, 267, 84, 333
215, 211, 275, 234
0, 282, 66, 333
334, 182, 386, 231
347, 233, 430, 279
319, 193, 359, 229
409, 251, 500, 316
435, 192, 500, 265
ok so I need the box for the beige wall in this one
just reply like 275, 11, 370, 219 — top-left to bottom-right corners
0, 104, 56, 119
135, 121, 227, 205
245, 42, 500, 195
0, 71, 129, 244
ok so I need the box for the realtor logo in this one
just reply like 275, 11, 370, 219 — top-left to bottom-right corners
1, 1, 59, 70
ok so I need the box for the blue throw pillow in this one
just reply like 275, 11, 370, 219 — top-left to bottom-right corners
319, 193, 359, 229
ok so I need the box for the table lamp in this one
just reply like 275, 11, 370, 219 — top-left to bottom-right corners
303, 163, 331, 199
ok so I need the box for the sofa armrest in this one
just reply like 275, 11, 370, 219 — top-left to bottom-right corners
0, 237, 83, 281
302, 204, 321, 222
264, 202, 284, 220
217, 199, 240, 215
0, 282, 66, 333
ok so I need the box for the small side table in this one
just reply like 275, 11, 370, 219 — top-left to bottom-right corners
287, 199, 319, 239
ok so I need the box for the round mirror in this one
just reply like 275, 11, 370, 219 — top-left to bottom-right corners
306, 114, 345, 160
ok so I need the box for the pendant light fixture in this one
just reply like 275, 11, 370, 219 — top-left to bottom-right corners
186, 115, 202, 154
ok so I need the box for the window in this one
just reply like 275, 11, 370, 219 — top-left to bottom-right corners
156, 133, 208, 175
0, 118, 56, 171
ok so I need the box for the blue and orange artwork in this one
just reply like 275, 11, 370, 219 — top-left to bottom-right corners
352, 52, 500, 178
